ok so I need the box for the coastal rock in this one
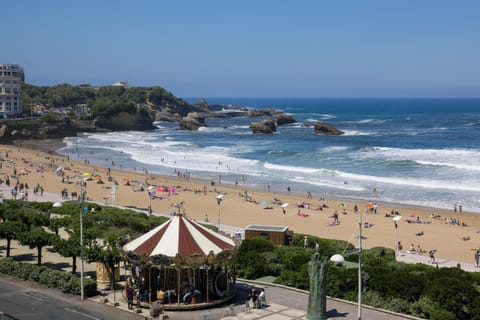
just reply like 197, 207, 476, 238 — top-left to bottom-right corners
197, 99, 210, 109
249, 119, 276, 134
93, 112, 155, 131
274, 113, 296, 126
178, 112, 207, 131
155, 110, 182, 122
0, 124, 8, 139
313, 122, 344, 135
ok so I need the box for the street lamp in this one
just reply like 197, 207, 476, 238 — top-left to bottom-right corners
216, 194, 224, 231
281, 203, 289, 226
79, 183, 86, 301
357, 212, 363, 320
330, 212, 363, 320
393, 215, 402, 257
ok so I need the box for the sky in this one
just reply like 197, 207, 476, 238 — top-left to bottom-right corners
2, 0, 480, 98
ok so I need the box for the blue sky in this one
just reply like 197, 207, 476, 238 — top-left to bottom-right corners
2, 1, 480, 97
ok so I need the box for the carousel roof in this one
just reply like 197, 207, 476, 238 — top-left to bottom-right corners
123, 214, 235, 258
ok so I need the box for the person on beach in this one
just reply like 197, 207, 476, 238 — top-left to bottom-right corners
333, 211, 339, 224
429, 249, 436, 263
474, 249, 480, 268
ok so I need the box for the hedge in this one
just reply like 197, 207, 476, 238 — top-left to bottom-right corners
0, 258, 97, 297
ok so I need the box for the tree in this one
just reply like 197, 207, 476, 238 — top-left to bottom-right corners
53, 227, 97, 274
48, 217, 67, 236
0, 221, 24, 257
86, 233, 123, 296
19, 227, 56, 265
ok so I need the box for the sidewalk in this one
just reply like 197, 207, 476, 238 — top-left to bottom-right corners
94, 281, 416, 320
397, 251, 479, 271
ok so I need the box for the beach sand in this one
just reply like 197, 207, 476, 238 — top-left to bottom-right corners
1, 143, 480, 266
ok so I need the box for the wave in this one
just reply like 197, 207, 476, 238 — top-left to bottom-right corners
464, 121, 480, 127
197, 127, 225, 132
318, 146, 350, 153
416, 160, 480, 171
343, 118, 388, 125
309, 113, 337, 120
342, 130, 374, 136
264, 160, 479, 192
264, 162, 319, 174
357, 147, 480, 171
289, 177, 366, 192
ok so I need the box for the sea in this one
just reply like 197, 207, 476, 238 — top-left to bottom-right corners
58, 98, 480, 213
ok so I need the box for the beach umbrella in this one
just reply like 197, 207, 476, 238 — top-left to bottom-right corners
147, 186, 156, 192
157, 186, 167, 192
52, 202, 62, 208
82, 172, 91, 177
55, 166, 63, 172
261, 200, 270, 206
168, 187, 176, 193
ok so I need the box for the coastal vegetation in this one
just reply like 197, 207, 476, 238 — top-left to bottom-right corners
232, 236, 480, 320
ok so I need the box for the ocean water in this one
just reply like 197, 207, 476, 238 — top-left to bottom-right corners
58, 98, 480, 213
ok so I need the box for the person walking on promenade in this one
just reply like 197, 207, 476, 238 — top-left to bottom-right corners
428, 249, 436, 263
126, 284, 134, 310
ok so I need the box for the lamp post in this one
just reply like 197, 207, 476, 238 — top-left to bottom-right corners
357, 212, 363, 320
148, 190, 152, 216
393, 215, 402, 257
281, 203, 289, 226
216, 194, 224, 231
330, 211, 363, 320
79, 183, 86, 301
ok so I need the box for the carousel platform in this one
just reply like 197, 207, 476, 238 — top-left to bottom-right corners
121, 288, 236, 311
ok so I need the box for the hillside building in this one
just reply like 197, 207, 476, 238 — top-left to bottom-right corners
0, 64, 24, 117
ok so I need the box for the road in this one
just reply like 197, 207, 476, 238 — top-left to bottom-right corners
0, 274, 144, 320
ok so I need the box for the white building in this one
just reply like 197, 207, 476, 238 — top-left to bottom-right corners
0, 64, 24, 117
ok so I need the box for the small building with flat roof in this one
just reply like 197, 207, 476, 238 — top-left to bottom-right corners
244, 224, 293, 245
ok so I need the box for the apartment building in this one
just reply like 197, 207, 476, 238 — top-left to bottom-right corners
0, 64, 24, 117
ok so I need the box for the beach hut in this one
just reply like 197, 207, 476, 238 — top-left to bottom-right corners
122, 204, 236, 307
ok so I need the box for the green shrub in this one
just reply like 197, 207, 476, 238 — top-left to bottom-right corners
0, 258, 97, 297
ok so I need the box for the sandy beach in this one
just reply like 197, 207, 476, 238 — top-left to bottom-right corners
1, 142, 480, 266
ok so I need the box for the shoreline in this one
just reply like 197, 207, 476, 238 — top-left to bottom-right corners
1, 142, 480, 264
53, 136, 476, 216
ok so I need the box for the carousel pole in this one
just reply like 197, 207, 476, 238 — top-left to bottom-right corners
206, 267, 209, 303
149, 266, 152, 304
177, 268, 181, 305
226, 264, 229, 297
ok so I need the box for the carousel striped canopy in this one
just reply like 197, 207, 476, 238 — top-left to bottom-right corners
123, 214, 235, 257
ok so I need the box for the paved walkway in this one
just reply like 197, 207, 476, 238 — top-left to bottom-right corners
95, 281, 417, 320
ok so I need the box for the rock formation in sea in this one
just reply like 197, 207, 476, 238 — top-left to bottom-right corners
313, 122, 344, 135
249, 119, 277, 134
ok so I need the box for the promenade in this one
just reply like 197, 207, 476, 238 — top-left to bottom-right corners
96, 280, 417, 320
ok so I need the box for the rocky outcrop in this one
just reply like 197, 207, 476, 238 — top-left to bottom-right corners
275, 113, 296, 126
93, 112, 156, 131
313, 122, 344, 135
249, 119, 276, 134
178, 112, 207, 131
0, 121, 78, 143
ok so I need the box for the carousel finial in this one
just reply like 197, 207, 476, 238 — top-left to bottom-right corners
174, 202, 186, 216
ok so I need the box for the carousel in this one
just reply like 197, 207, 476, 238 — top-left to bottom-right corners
122, 203, 237, 310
